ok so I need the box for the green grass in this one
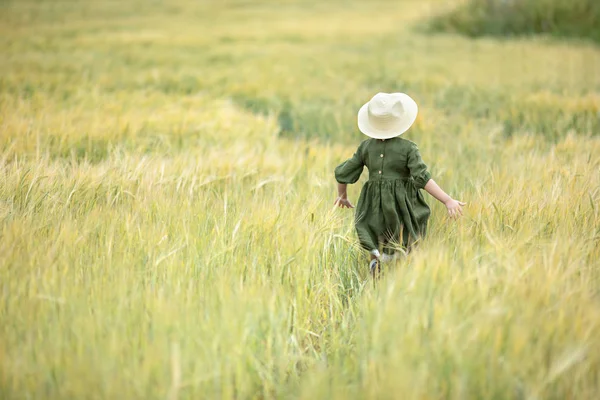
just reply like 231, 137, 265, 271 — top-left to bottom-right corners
1, 0, 600, 398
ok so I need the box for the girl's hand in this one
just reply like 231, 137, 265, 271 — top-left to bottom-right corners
334, 196, 354, 208
444, 198, 466, 218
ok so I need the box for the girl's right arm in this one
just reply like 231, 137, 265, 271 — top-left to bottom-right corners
407, 143, 465, 218
423, 179, 466, 218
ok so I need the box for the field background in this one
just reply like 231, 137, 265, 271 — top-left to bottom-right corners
1, 0, 600, 398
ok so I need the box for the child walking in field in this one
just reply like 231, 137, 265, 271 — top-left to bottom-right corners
334, 92, 465, 275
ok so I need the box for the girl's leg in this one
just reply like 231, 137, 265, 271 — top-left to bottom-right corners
381, 234, 397, 263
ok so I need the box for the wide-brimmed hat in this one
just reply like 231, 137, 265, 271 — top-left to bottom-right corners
357, 92, 418, 139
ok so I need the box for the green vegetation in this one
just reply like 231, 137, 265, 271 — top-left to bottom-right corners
1, 0, 600, 398
430, 0, 600, 43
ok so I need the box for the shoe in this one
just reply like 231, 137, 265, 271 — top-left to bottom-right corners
369, 259, 380, 278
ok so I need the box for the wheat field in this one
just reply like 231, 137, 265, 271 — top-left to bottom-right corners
1, 0, 599, 399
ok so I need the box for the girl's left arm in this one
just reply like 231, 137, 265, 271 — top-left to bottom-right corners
334, 183, 354, 208
334, 141, 365, 208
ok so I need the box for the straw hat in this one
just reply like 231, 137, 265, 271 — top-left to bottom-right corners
357, 92, 418, 139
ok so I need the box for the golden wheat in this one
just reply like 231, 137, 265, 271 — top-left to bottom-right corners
1, 0, 599, 398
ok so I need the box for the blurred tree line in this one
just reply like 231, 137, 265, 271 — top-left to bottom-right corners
430, 0, 600, 43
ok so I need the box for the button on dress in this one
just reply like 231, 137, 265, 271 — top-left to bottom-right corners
335, 137, 431, 251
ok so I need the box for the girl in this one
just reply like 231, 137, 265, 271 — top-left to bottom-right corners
334, 92, 465, 275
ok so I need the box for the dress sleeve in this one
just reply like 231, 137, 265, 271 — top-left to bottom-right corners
407, 144, 432, 189
334, 142, 365, 184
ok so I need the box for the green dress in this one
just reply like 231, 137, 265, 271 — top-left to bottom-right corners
335, 137, 432, 252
